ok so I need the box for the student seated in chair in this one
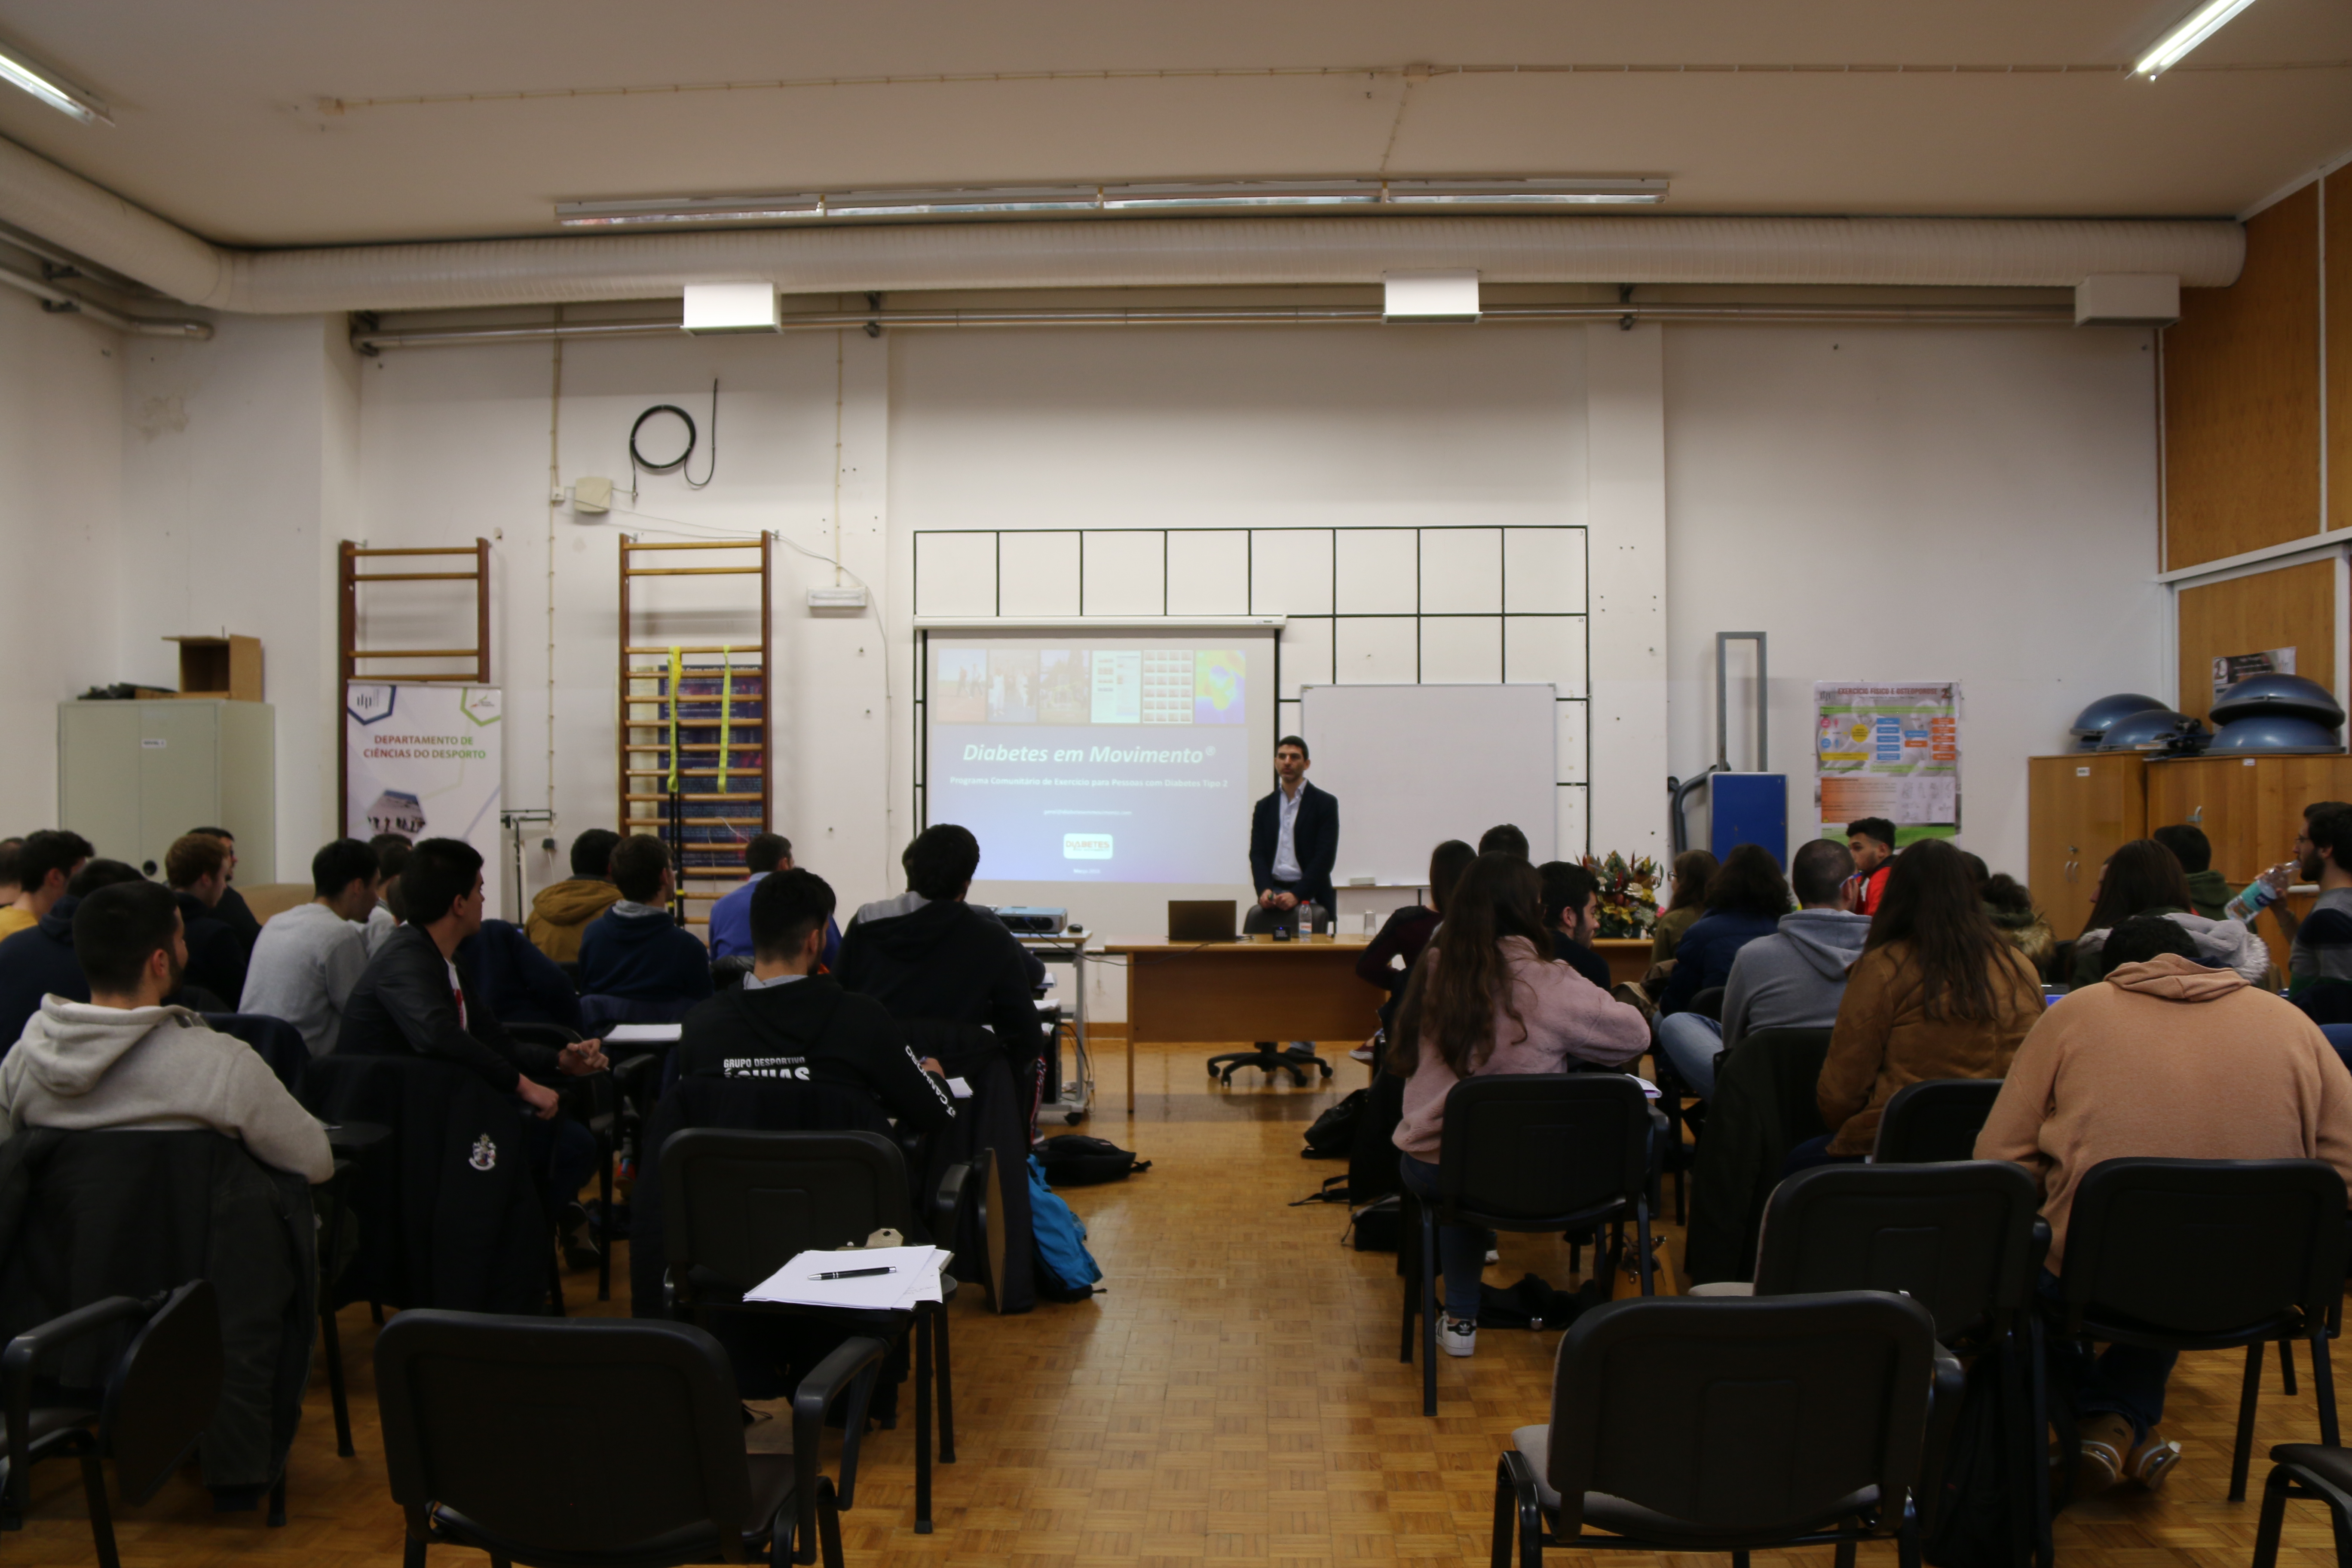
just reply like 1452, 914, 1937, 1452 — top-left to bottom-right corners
525, 827, 624, 964
0, 860, 144, 1054
839, 824, 1045, 1081
1655, 838, 1868, 1099
0, 830, 91, 945
187, 826, 262, 957
1977, 914, 2352, 1497
679, 867, 954, 1130
1391, 853, 1649, 1360
1537, 860, 1616, 994
163, 832, 250, 1010
239, 836, 378, 1057
338, 838, 609, 1221
1657, 843, 1790, 1017
0, 879, 331, 1181
707, 833, 842, 971
576, 835, 715, 1017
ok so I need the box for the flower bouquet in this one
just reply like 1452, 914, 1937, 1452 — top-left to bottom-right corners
1579, 852, 1662, 939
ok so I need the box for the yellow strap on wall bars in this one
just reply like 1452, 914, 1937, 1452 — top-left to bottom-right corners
666, 646, 683, 796
718, 647, 732, 791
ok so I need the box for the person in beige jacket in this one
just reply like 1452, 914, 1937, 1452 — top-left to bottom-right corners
1976, 916, 2352, 1497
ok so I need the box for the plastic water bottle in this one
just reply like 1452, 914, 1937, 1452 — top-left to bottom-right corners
2228, 860, 2300, 923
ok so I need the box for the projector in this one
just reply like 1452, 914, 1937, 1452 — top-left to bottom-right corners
995, 906, 1068, 934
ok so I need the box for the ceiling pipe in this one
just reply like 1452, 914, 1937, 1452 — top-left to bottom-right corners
0, 135, 2245, 315
351, 299, 2077, 351
0, 256, 211, 337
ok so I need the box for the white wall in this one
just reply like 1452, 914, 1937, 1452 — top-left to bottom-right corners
1661, 324, 2166, 882
74, 309, 2163, 1016
0, 288, 123, 833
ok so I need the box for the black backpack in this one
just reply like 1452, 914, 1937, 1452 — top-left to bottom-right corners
1032, 1134, 1150, 1187
1923, 1338, 2047, 1568
1301, 1089, 1366, 1159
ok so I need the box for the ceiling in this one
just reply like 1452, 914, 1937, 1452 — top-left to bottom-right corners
0, 0, 2347, 250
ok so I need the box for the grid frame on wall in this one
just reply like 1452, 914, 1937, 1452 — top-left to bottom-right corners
911, 525, 1590, 858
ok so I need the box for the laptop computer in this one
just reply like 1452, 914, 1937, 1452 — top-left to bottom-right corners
1167, 899, 1238, 942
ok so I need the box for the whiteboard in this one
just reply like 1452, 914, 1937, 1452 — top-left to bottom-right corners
1300, 683, 1557, 886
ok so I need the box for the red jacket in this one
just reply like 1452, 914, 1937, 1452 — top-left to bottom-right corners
1854, 862, 1893, 916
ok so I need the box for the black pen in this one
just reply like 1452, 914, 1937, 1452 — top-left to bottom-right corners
815, 1266, 894, 1280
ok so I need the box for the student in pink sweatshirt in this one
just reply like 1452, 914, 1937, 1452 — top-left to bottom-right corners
1393, 853, 1650, 1358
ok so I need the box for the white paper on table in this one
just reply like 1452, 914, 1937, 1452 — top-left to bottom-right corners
604, 1023, 683, 1045
946, 1076, 974, 1100
744, 1245, 950, 1310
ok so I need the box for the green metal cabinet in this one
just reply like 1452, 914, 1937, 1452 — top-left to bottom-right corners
57, 700, 275, 881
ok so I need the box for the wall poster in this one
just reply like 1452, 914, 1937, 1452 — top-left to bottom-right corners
1813, 681, 1960, 845
345, 683, 505, 920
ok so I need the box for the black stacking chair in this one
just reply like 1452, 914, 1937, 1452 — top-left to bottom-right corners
1871, 1079, 2005, 1164
1402, 1074, 1663, 1416
2255, 1445, 2352, 1568
1496, 1292, 1961, 1568
377, 1309, 871, 1568
1, 1281, 224, 1568
2049, 1157, 2347, 1501
662, 1128, 973, 1555
316, 1121, 391, 1458
1745, 1161, 2050, 1563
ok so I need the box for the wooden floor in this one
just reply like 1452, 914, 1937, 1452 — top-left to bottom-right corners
7, 1040, 2346, 1567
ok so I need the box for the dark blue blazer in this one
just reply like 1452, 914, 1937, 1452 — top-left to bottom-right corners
1249, 781, 1339, 910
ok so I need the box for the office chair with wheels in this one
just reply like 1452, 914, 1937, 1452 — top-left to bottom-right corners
1207, 902, 1338, 1086
377, 1309, 871, 1568
1496, 1292, 1961, 1568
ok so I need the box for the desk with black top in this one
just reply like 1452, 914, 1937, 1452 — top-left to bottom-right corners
1099, 934, 1388, 1112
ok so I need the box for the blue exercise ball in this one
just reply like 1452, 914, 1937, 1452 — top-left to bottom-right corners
2210, 672, 2345, 728
2097, 707, 2194, 751
2206, 713, 2345, 755
2070, 693, 2169, 749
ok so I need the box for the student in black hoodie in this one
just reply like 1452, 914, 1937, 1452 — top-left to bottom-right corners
678, 869, 955, 1130
838, 824, 1045, 1077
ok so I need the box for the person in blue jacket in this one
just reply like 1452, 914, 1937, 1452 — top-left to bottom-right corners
1658, 843, 1790, 1016
577, 834, 714, 1019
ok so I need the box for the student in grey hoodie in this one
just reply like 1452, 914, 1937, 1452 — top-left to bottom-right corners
1656, 838, 1871, 1098
0, 880, 331, 1184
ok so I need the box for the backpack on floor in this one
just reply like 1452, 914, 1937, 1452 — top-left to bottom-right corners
1301, 1089, 1366, 1159
1027, 1155, 1104, 1302
1033, 1134, 1150, 1186
1476, 1273, 1605, 1331
1923, 1337, 2048, 1568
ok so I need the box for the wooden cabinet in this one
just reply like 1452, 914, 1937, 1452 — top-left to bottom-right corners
2027, 753, 2147, 940
2143, 756, 2352, 883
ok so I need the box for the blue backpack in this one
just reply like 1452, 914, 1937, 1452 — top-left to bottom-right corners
1028, 1155, 1103, 1302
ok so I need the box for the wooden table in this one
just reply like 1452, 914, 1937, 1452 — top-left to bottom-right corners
1594, 938, 1654, 988
1101, 936, 1388, 1112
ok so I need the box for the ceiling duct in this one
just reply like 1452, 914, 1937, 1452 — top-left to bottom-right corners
0, 135, 2246, 316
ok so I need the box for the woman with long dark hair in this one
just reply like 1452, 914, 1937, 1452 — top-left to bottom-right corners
1651, 849, 1719, 964
1658, 843, 1789, 1015
1805, 838, 2043, 1164
1392, 852, 1648, 1358
2068, 838, 2266, 987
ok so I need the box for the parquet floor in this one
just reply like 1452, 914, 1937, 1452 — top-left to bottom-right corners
6, 1041, 2346, 1566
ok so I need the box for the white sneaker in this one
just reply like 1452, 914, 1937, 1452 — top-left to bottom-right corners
1350, 1044, 1376, 1063
1484, 1248, 1500, 1265
1439, 1317, 1478, 1357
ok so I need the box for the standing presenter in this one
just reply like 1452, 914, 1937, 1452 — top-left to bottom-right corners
1249, 735, 1339, 932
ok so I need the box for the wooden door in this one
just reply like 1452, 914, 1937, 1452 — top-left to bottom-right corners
2027, 753, 2147, 940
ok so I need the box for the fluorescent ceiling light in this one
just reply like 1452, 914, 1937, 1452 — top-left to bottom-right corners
2134, 0, 2261, 77
1384, 270, 1481, 324
0, 41, 109, 125
682, 281, 780, 333
557, 177, 1666, 228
